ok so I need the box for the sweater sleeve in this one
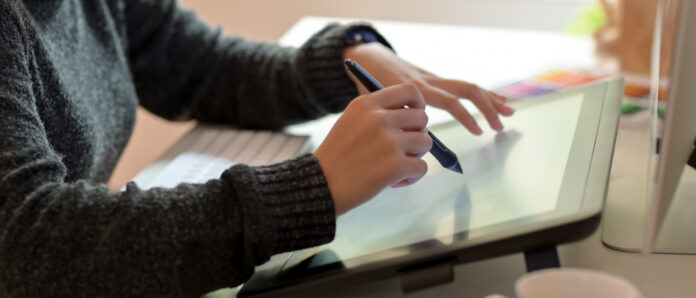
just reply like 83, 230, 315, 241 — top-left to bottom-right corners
0, 4, 335, 297
124, 0, 391, 129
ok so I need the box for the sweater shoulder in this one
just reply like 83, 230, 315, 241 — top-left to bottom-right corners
0, 1, 28, 47
0, 1, 32, 84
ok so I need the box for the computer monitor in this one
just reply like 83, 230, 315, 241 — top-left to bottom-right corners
646, 0, 696, 253
602, 0, 696, 254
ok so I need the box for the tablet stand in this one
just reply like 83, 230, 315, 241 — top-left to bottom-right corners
398, 246, 559, 293
524, 246, 560, 272
400, 257, 456, 293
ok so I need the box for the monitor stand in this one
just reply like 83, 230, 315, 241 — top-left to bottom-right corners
601, 112, 696, 254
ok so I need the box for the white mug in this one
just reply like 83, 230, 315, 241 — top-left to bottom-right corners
486, 268, 643, 298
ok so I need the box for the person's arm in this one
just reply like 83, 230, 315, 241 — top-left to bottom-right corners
0, 5, 335, 297
125, 0, 513, 134
0, 4, 431, 297
125, 0, 389, 129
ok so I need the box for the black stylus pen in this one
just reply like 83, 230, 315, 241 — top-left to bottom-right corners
344, 59, 463, 174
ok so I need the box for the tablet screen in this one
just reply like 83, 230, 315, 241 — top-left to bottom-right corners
235, 81, 622, 298
321, 93, 585, 262
266, 82, 615, 283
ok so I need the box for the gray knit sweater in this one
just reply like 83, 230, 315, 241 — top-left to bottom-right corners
0, 1, 388, 297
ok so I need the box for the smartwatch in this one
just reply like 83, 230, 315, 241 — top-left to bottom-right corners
345, 28, 380, 46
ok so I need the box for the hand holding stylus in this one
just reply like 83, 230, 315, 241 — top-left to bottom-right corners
344, 59, 463, 174
315, 83, 432, 214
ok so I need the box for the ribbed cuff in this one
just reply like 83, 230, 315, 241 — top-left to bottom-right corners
296, 23, 393, 113
222, 154, 336, 256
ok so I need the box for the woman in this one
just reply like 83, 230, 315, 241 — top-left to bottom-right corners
0, 0, 513, 297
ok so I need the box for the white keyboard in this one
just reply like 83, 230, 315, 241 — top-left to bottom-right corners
148, 126, 311, 188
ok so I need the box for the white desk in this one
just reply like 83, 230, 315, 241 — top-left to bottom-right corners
136, 17, 696, 298
282, 17, 596, 147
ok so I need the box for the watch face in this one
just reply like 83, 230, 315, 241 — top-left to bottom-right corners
346, 29, 378, 45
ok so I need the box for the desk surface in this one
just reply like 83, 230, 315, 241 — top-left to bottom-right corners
135, 17, 696, 298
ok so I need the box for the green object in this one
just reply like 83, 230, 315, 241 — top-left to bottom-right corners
620, 102, 667, 118
621, 102, 645, 115
658, 105, 667, 119
567, 2, 608, 36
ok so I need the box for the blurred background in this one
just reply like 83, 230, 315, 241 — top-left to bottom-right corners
108, 0, 655, 190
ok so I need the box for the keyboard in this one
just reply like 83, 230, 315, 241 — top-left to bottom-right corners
148, 125, 311, 188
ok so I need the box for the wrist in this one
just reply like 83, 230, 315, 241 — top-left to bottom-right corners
227, 154, 337, 254
341, 25, 394, 62
314, 149, 346, 215
342, 43, 396, 94
342, 26, 393, 60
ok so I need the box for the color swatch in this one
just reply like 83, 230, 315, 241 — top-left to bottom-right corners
496, 69, 605, 100
496, 69, 668, 101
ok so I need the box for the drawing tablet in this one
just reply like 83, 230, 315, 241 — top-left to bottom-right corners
239, 78, 624, 297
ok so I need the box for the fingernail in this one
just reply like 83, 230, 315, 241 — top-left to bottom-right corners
493, 121, 504, 131
472, 125, 483, 135
503, 105, 515, 115
391, 179, 411, 188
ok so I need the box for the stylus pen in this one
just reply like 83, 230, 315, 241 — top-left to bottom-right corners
344, 59, 463, 174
